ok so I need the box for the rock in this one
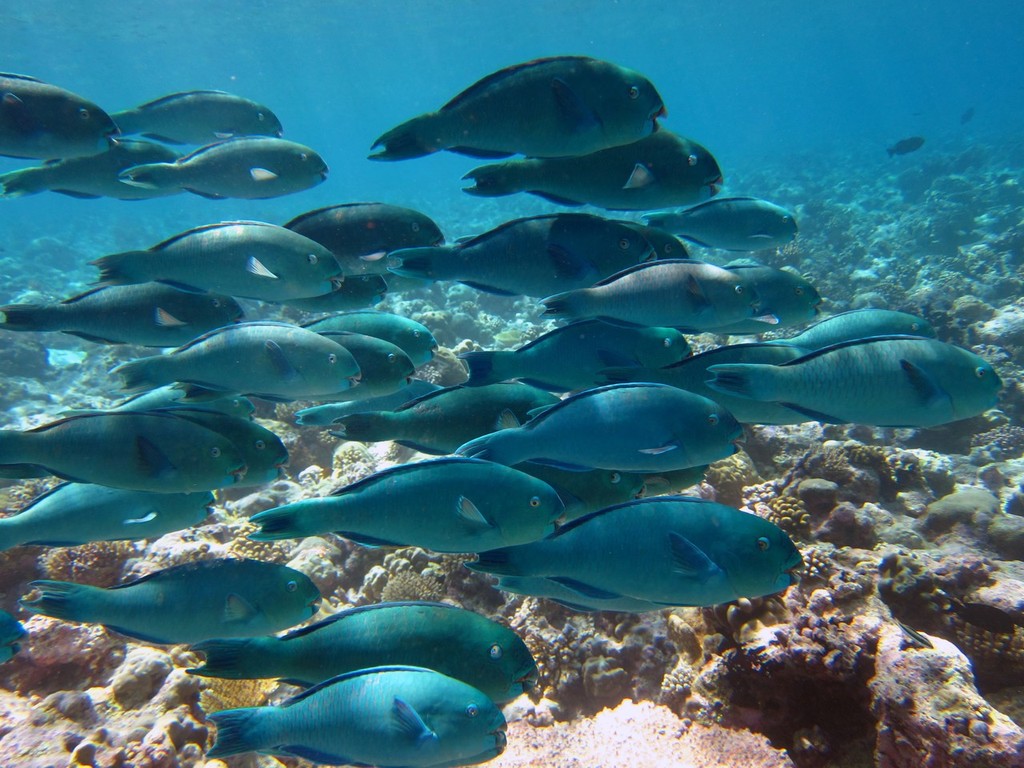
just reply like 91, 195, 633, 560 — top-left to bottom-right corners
816, 502, 880, 549
987, 514, 1024, 560
921, 488, 1000, 533
797, 478, 840, 516
111, 647, 172, 709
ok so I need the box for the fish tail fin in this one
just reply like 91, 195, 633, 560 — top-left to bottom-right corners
248, 502, 323, 541
110, 356, 169, 393
459, 351, 508, 386
466, 548, 520, 576
188, 637, 269, 679
109, 109, 142, 135
328, 412, 391, 442
118, 162, 176, 189
206, 707, 272, 758
368, 114, 443, 161
90, 251, 149, 286
20, 580, 100, 623
461, 163, 521, 198
0, 303, 58, 331
386, 246, 452, 280
540, 289, 587, 318
0, 168, 47, 198
294, 405, 344, 426
455, 430, 522, 465
705, 363, 779, 401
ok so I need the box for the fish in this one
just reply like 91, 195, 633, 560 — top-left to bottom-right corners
0, 610, 26, 662
640, 465, 709, 496
887, 136, 925, 157
315, 331, 416, 401
960, 107, 975, 125
0, 411, 247, 492
643, 197, 798, 251
468, 495, 803, 608
706, 335, 1002, 428
621, 221, 690, 260
460, 319, 691, 391
541, 259, 758, 331
369, 55, 664, 161
0, 482, 212, 551
206, 666, 507, 766
249, 457, 562, 552
63, 386, 255, 419
188, 601, 537, 702
303, 310, 438, 367
118, 137, 328, 199
387, 213, 659, 298
111, 321, 362, 402
91, 221, 343, 302
284, 203, 445, 276
948, 599, 1024, 635
111, 90, 283, 144
704, 263, 821, 334
283, 274, 388, 312
766, 308, 935, 351
20, 558, 320, 645
514, 464, 645, 523
600, 343, 809, 425
0, 72, 118, 159
330, 383, 560, 455
462, 131, 723, 211
0, 283, 243, 347
456, 382, 742, 472
295, 380, 441, 426
0, 138, 181, 199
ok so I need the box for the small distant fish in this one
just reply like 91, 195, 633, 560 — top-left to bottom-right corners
887, 136, 925, 157
189, 601, 537, 703
315, 331, 416, 401
369, 55, 665, 161
960, 107, 975, 125
896, 620, 934, 649
284, 203, 445, 276
388, 213, 659, 298
20, 558, 320, 645
294, 379, 441, 426
457, 382, 742, 473
0, 411, 247, 492
463, 131, 723, 211
707, 263, 821, 333
541, 259, 759, 331
249, 457, 563, 552
644, 197, 798, 252
91, 221, 343, 302
119, 137, 328, 199
767, 308, 935, 352
206, 666, 507, 765
303, 310, 438, 367
111, 321, 362, 402
949, 598, 1023, 635
515, 464, 645, 523
0, 610, 26, 663
460, 319, 691, 392
330, 383, 560, 455
111, 90, 283, 145
0, 138, 181, 199
0, 482, 212, 551
283, 274, 388, 313
468, 495, 803, 608
0, 72, 118, 159
0, 283, 243, 347
706, 335, 1002, 427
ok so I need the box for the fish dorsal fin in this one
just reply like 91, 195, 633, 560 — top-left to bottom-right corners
246, 255, 279, 279
59, 286, 107, 304
669, 531, 721, 579
452, 215, 559, 250
278, 601, 455, 641
149, 221, 277, 251
281, 666, 439, 707
1, 73, 44, 84
590, 258, 706, 288
327, 457, 489, 497
393, 384, 459, 412
778, 335, 936, 367
518, 382, 668, 431
14, 481, 73, 512
393, 697, 440, 747
439, 56, 594, 112
223, 593, 259, 624
623, 163, 656, 189
132, 90, 232, 110
550, 494, 719, 539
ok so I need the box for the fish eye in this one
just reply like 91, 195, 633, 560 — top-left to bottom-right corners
413, 330, 422, 338
286, 580, 298, 592
529, 496, 541, 508
618, 238, 631, 250
257, 112, 266, 121
411, 222, 421, 232
489, 643, 503, 660
254, 439, 266, 450
328, 353, 337, 364
628, 85, 640, 99
210, 446, 221, 458
756, 536, 770, 551
307, 253, 319, 264
299, 152, 309, 161
78, 107, 90, 120
687, 153, 698, 166
466, 703, 479, 718
794, 287, 804, 296
610, 472, 621, 484
975, 367, 987, 378
707, 413, 719, 425
662, 337, 672, 347
211, 298, 223, 307
734, 285, 744, 294
387, 353, 397, 363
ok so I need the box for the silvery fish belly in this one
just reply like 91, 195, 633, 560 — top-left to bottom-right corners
111, 90, 284, 144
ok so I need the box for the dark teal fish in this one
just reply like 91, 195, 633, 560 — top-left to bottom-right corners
621, 220, 690, 260
469, 496, 802, 608
295, 380, 441, 426
111, 90, 283, 145
0, 138, 180, 199
0, 609, 26, 662
887, 136, 925, 157
0, 411, 247, 492
463, 131, 722, 211
303, 310, 438, 367
370, 55, 664, 160
249, 457, 562, 551
189, 602, 537, 703
21, 558, 320, 645
111, 321, 361, 401
315, 331, 416, 401
641, 465, 709, 496
703, 263, 821, 334
284, 203, 444, 276
331, 383, 560, 455
388, 213, 658, 298
707, 336, 1002, 427
515, 464, 645, 523
62, 386, 255, 421
0, 283, 243, 347
0, 482, 212, 551
457, 383, 741, 472
92, 221, 343, 302
206, 666, 507, 765
283, 274, 388, 312
119, 137, 328, 199
767, 308, 935, 351
461, 320, 691, 391
644, 197, 798, 251
0, 72, 117, 159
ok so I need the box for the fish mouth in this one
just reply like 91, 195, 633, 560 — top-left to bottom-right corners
651, 104, 668, 123
230, 464, 248, 483
319, 168, 330, 180
330, 276, 346, 290
517, 667, 539, 690
707, 175, 724, 196
492, 728, 508, 754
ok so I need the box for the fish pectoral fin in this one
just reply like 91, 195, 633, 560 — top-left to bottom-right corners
3, 91, 25, 106
495, 408, 521, 430
393, 696, 440, 748
623, 163, 656, 190
246, 256, 279, 279
135, 435, 177, 479
638, 442, 679, 455
685, 274, 711, 310
550, 77, 601, 132
547, 244, 594, 281
154, 307, 188, 327
548, 576, 623, 600
899, 359, 952, 409
457, 495, 495, 528
213, 131, 235, 139
751, 313, 781, 325
668, 532, 721, 580
358, 250, 388, 262
264, 339, 300, 380
533, 191, 585, 206
596, 349, 642, 368
249, 167, 279, 182
122, 510, 158, 525
222, 593, 259, 624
